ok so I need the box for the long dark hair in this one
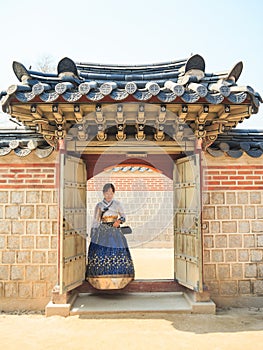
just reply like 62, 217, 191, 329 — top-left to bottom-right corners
103, 183, 115, 193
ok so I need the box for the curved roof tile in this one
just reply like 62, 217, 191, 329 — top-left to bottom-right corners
207, 129, 263, 158
0, 130, 54, 158
1, 54, 261, 113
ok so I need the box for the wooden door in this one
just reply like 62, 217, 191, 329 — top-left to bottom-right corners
174, 154, 203, 292
59, 154, 87, 294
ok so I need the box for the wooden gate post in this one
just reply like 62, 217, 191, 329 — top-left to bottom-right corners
194, 137, 211, 302
46, 139, 77, 316
50, 284, 74, 304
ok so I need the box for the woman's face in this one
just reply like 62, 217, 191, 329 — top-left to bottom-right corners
103, 188, 114, 202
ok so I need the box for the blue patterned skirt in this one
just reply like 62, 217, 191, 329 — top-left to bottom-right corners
86, 224, 134, 290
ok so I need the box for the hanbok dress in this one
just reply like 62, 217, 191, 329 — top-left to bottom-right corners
86, 199, 134, 290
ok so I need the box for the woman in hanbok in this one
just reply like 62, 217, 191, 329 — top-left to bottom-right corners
86, 183, 134, 290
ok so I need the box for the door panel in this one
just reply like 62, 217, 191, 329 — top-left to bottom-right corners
174, 154, 203, 291
59, 154, 87, 294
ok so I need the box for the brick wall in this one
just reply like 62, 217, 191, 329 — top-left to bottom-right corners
203, 154, 263, 299
204, 165, 263, 191
2, 150, 263, 309
0, 153, 58, 310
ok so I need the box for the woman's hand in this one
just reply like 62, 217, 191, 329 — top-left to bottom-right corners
113, 219, 121, 228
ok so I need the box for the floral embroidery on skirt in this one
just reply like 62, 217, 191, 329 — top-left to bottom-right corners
86, 224, 134, 289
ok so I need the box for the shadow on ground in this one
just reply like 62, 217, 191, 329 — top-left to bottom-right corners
78, 308, 263, 334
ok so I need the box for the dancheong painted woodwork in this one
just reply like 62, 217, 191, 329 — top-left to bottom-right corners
1, 129, 263, 159
0, 54, 261, 150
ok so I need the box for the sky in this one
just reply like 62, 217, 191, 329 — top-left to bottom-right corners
0, 0, 262, 129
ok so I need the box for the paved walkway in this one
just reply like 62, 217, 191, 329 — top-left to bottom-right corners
70, 292, 192, 314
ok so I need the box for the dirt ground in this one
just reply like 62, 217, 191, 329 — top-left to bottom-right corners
1, 250, 262, 349
0, 308, 263, 350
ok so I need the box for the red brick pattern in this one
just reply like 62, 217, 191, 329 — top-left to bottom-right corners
204, 165, 263, 190
0, 163, 56, 189
87, 175, 173, 192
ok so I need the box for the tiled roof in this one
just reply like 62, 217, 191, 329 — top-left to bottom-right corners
0, 130, 53, 158
207, 129, 263, 158
1, 54, 261, 112
107, 165, 154, 173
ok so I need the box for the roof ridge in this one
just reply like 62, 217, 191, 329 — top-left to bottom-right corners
75, 58, 188, 70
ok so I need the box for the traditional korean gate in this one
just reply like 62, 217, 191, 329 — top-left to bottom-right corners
59, 154, 87, 294
174, 154, 203, 292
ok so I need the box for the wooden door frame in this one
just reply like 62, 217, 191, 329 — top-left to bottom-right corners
53, 143, 206, 298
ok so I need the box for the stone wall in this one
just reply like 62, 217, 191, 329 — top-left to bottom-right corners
2, 150, 263, 311
0, 153, 58, 311
202, 154, 263, 302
